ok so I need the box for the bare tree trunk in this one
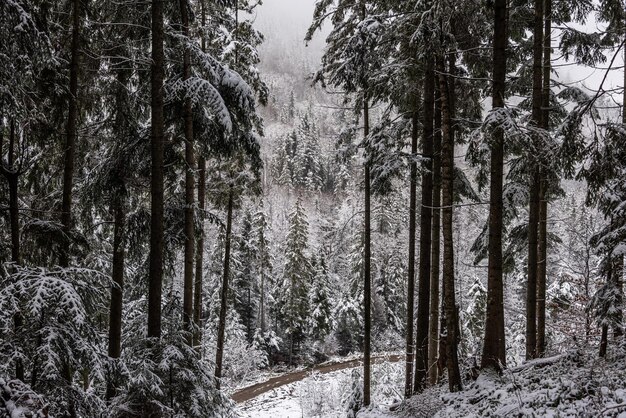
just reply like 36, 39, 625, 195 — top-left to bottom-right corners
537, 0, 552, 358
148, 0, 165, 342
437, 278, 448, 378
1, 120, 23, 381
428, 86, 442, 386
60, 2, 81, 415
193, 0, 208, 351
106, 199, 125, 399
414, 55, 434, 394
194, 157, 206, 349
481, 0, 508, 371
179, 0, 196, 346
439, 55, 463, 392
60, 0, 81, 269
616, 27, 626, 341
215, 188, 234, 390
600, 325, 608, 357
363, 96, 372, 406
525, 0, 544, 361
404, 109, 418, 397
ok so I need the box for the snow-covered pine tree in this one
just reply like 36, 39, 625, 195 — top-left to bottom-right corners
276, 197, 313, 363
309, 255, 333, 343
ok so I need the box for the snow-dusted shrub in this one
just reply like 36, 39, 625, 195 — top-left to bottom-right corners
0, 377, 50, 417
297, 371, 348, 417
343, 369, 363, 418
109, 292, 234, 417
0, 264, 108, 416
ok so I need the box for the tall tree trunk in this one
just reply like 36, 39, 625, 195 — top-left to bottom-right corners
179, 0, 196, 346
363, 96, 372, 406
481, 0, 508, 371
404, 109, 418, 397
215, 187, 234, 390
437, 278, 448, 378
60, 0, 81, 268
106, 199, 125, 399
193, 0, 208, 350
1, 120, 23, 381
439, 56, 462, 392
414, 55, 434, 393
428, 86, 442, 386
194, 156, 206, 349
537, 0, 552, 358
525, 0, 544, 361
148, 0, 165, 342
60, 2, 81, 415
615, 26, 626, 341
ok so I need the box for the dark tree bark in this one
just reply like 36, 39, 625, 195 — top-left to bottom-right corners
1, 120, 23, 381
481, 0, 508, 371
437, 278, 448, 378
60, 1, 81, 415
428, 86, 442, 386
106, 199, 125, 399
615, 26, 626, 341
525, 0, 544, 361
194, 156, 206, 349
363, 96, 372, 406
600, 324, 609, 357
537, 0, 552, 358
148, 0, 165, 342
193, 0, 208, 350
215, 188, 234, 390
414, 55, 434, 393
439, 56, 462, 392
179, 0, 196, 346
60, 0, 81, 268
404, 109, 418, 398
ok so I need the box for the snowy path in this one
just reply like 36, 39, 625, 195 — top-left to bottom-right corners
232, 354, 403, 403
234, 355, 404, 418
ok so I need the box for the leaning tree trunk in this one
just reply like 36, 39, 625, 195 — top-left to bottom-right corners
148, 0, 165, 342
363, 95, 372, 406
481, 0, 508, 371
414, 54, 435, 394
525, 0, 544, 361
215, 187, 234, 390
179, 0, 196, 346
428, 86, 442, 386
404, 109, 418, 397
439, 55, 462, 392
537, 0, 552, 358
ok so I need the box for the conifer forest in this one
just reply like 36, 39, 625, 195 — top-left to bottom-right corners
2, 0, 626, 416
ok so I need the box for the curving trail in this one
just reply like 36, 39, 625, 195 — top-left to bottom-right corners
232, 354, 404, 403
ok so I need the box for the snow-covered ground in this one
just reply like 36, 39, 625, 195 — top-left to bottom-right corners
237, 361, 404, 417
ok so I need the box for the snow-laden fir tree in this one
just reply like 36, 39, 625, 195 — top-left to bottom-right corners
276, 196, 313, 362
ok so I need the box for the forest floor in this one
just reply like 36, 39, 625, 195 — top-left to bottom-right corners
237, 343, 626, 417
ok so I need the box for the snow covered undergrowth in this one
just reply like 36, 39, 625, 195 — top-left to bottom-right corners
403, 344, 626, 417
237, 360, 404, 417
